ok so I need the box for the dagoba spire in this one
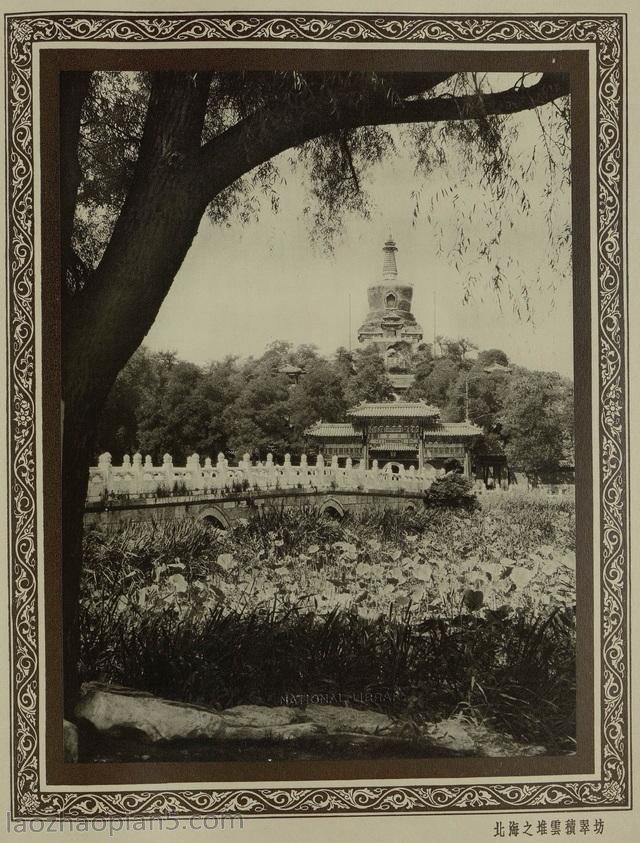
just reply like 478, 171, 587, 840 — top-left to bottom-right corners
357, 234, 423, 361
382, 234, 398, 278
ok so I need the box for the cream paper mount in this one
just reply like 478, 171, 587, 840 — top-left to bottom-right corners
4, 11, 628, 818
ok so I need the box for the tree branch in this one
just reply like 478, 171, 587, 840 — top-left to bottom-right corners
376, 71, 455, 100
194, 73, 569, 208
364, 73, 570, 127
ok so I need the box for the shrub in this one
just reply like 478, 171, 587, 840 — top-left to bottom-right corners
424, 472, 478, 509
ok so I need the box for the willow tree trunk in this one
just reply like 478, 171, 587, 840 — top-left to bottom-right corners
61, 175, 210, 717
61, 408, 98, 717
61, 73, 216, 717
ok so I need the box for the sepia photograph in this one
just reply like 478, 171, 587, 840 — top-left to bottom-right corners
65, 63, 577, 767
1, 5, 632, 827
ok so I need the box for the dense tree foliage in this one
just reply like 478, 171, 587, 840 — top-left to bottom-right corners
499, 370, 574, 482
97, 341, 389, 462
96, 340, 573, 480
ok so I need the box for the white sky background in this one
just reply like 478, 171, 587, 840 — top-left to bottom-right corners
144, 81, 574, 378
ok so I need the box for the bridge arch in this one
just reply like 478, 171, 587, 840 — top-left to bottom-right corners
319, 498, 345, 520
404, 501, 418, 513
198, 506, 230, 530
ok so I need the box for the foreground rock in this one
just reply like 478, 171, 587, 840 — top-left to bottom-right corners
221, 704, 301, 727
74, 685, 546, 757
218, 704, 323, 740
63, 719, 78, 762
75, 687, 224, 742
220, 721, 325, 741
75, 688, 402, 744
75, 687, 325, 743
423, 714, 547, 757
304, 704, 399, 736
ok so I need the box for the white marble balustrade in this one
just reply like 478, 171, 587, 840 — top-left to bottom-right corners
86, 451, 442, 503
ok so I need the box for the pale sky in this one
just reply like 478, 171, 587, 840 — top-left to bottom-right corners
144, 98, 574, 378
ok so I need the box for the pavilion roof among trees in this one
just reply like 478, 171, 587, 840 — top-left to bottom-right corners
305, 403, 483, 440
347, 400, 440, 419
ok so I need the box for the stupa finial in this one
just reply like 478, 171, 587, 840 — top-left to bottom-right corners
382, 235, 398, 277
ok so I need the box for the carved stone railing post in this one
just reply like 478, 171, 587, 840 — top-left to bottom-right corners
265, 453, 276, 489
215, 452, 228, 491
296, 453, 308, 487
132, 452, 143, 495
187, 453, 202, 492
328, 455, 338, 488
282, 453, 293, 487
99, 452, 112, 494
202, 456, 213, 492
240, 453, 251, 488
142, 454, 155, 494
315, 453, 325, 489
162, 453, 174, 494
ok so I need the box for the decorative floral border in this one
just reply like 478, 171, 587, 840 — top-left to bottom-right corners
5, 13, 627, 817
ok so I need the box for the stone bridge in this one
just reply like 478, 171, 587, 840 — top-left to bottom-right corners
85, 450, 440, 527
84, 488, 425, 529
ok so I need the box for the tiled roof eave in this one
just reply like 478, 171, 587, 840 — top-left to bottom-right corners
369, 443, 418, 452
350, 412, 440, 419
304, 423, 359, 438
430, 423, 483, 437
306, 433, 362, 440
426, 430, 481, 439
347, 402, 441, 419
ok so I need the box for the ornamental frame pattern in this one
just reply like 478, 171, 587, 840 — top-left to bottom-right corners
4, 12, 628, 818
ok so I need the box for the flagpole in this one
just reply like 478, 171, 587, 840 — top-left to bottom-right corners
433, 290, 437, 354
